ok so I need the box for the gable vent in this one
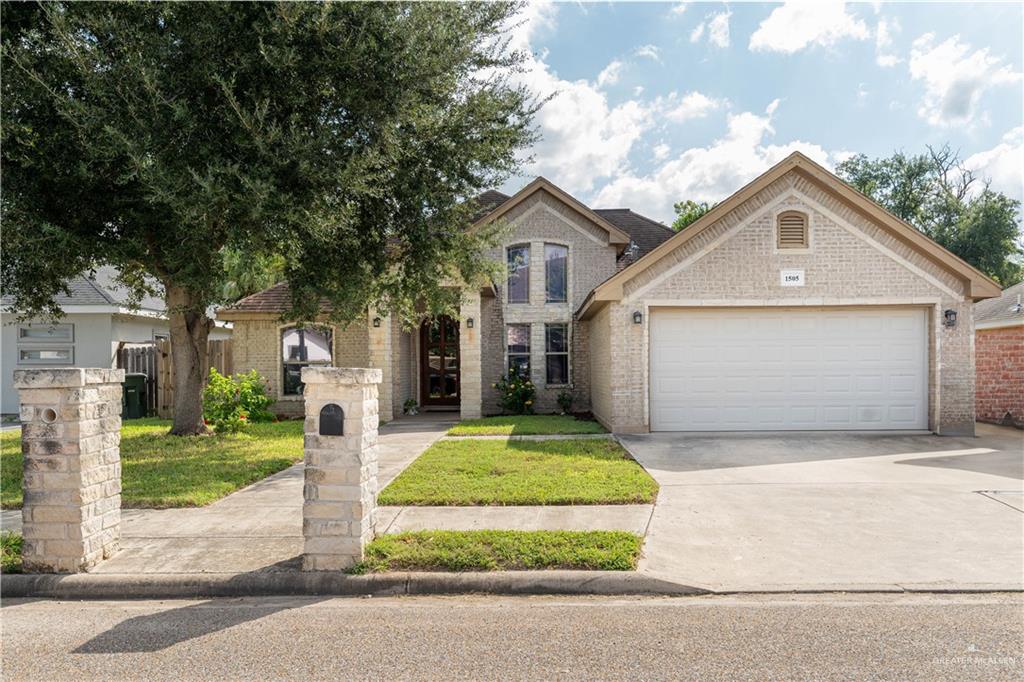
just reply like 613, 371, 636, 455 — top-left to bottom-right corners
777, 211, 809, 249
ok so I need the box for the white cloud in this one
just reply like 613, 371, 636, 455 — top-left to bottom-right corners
749, 1, 869, 53
653, 143, 671, 161
690, 10, 730, 48
875, 17, 901, 67
634, 86, 645, 97
965, 126, 1024, 201
592, 100, 837, 222
597, 60, 623, 88
909, 33, 1021, 127
503, 1, 657, 194
662, 91, 724, 123
634, 44, 661, 62
670, 3, 688, 16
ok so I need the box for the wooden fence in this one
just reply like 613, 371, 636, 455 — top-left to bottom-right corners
117, 339, 233, 418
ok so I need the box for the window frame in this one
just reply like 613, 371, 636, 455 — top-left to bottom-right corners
544, 323, 570, 386
280, 324, 334, 397
17, 323, 74, 343
776, 210, 810, 250
544, 243, 569, 304
506, 323, 531, 378
18, 346, 74, 365
506, 244, 531, 304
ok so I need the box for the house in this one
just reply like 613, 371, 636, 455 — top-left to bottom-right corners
218, 152, 1000, 435
1, 266, 232, 415
973, 281, 1024, 427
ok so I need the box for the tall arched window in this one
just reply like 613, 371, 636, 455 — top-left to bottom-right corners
281, 325, 333, 395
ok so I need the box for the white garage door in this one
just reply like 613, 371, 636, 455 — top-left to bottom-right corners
649, 308, 928, 431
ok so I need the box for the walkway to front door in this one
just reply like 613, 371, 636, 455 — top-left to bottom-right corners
420, 315, 460, 407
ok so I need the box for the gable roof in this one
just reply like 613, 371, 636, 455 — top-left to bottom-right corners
578, 151, 1002, 319
594, 209, 675, 270
975, 281, 1024, 329
473, 177, 631, 247
1, 265, 165, 314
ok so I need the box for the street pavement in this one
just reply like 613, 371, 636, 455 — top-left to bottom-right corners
2, 594, 1022, 681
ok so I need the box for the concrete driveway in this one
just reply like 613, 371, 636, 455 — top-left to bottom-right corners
618, 423, 1023, 592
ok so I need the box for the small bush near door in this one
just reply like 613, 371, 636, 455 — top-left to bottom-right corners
494, 373, 536, 414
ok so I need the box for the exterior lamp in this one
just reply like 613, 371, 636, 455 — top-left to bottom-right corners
466, 317, 475, 329
943, 309, 957, 328
372, 317, 382, 328
632, 310, 643, 325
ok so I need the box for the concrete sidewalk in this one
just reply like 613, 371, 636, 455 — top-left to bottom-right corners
1, 415, 653, 575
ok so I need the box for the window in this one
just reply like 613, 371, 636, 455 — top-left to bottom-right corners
281, 325, 333, 395
507, 244, 530, 303
507, 324, 531, 378
545, 243, 568, 303
17, 323, 74, 366
777, 211, 809, 249
545, 323, 569, 385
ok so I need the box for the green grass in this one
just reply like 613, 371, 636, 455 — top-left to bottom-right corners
378, 438, 657, 506
1, 418, 304, 509
447, 415, 606, 436
352, 530, 642, 573
1, 531, 22, 573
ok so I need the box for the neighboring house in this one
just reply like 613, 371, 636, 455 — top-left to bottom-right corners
219, 152, 1000, 435
973, 281, 1024, 427
1, 267, 232, 415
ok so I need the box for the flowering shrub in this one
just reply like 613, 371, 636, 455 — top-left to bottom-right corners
202, 369, 274, 433
494, 372, 536, 415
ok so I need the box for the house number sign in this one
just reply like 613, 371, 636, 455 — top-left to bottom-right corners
319, 403, 344, 436
780, 269, 805, 287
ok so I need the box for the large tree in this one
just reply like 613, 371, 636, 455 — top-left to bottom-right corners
2, 2, 537, 434
836, 146, 1022, 285
671, 199, 715, 231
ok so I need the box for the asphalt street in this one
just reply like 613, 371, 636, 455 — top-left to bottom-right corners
2, 594, 1022, 681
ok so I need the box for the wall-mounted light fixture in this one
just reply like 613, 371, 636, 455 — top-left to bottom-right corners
943, 309, 957, 328
632, 310, 643, 325
372, 317, 381, 328
466, 317, 475, 329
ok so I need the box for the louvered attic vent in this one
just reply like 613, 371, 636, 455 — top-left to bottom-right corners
777, 211, 809, 249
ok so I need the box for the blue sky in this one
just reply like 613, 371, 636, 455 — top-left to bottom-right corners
503, 1, 1023, 223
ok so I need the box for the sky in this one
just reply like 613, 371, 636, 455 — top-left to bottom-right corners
500, 1, 1024, 224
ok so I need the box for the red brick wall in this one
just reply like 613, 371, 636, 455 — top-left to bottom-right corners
975, 325, 1024, 427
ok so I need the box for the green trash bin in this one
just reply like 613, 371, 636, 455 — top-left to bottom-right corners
122, 373, 148, 419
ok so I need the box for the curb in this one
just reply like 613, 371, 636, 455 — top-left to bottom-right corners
1, 571, 709, 599
442, 434, 614, 441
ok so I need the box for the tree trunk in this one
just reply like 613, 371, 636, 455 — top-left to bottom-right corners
166, 284, 212, 436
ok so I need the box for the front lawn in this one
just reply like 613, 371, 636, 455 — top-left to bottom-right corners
447, 415, 606, 436
1, 418, 303, 509
352, 529, 642, 573
378, 438, 657, 506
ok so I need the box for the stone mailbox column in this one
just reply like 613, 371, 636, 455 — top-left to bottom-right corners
300, 367, 382, 571
14, 368, 124, 573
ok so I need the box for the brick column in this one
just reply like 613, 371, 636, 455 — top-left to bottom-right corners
301, 367, 382, 571
367, 310, 393, 423
460, 291, 482, 420
14, 368, 124, 573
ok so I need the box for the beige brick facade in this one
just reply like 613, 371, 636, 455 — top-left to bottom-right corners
588, 169, 978, 435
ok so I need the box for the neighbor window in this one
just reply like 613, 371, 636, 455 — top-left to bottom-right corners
545, 323, 569, 385
16, 323, 75, 366
18, 324, 74, 342
545, 243, 568, 303
507, 324, 531, 378
507, 244, 530, 303
777, 211, 809, 249
281, 325, 333, 395
18, 347, 73, 365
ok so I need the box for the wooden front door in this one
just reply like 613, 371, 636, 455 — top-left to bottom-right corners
420, 316, 460, 406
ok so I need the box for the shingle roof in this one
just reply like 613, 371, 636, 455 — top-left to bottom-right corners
1, 265, 164, 312
474, 190, 511, 217
594, 209, 675, 270
974, 281, 1024, 327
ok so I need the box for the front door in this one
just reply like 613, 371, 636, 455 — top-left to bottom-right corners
420, 316, 460, 406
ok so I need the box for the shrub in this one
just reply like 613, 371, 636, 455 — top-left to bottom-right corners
557, 388, 574, 415
203, 369, 274, 433
494, 372, 535, 415
403, 398, 419, 415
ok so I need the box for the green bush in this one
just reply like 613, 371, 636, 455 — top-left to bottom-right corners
493, 372, 536, 415
557, 388, 574, 415
202, 369, 274, 432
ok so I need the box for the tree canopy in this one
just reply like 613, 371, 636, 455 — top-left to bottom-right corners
671, 199, 715, 231
836, 146, 1022, 286
1, 1, 538, 433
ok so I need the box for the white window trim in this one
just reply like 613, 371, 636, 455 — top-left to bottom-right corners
279, 323, 334, 400
505, 323, 531, 377
17, 323, 74, 343
18, 346, 74, 365
505, 243, 532, 305
543, 240, 571, 305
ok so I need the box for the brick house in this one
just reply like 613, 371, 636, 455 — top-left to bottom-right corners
973, 281, 1024, 428
218, 152, 1001, 435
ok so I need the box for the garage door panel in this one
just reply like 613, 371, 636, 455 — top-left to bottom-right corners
650, 308, 928, 431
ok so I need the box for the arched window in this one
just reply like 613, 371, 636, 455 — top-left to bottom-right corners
281, 325, 333, 395
507, 244, 530, 303
777, 211, 809, 249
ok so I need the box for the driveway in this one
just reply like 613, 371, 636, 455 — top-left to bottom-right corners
618, 423, 1023, 591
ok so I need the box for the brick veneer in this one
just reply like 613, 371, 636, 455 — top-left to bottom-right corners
975, 325, 1024, 427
